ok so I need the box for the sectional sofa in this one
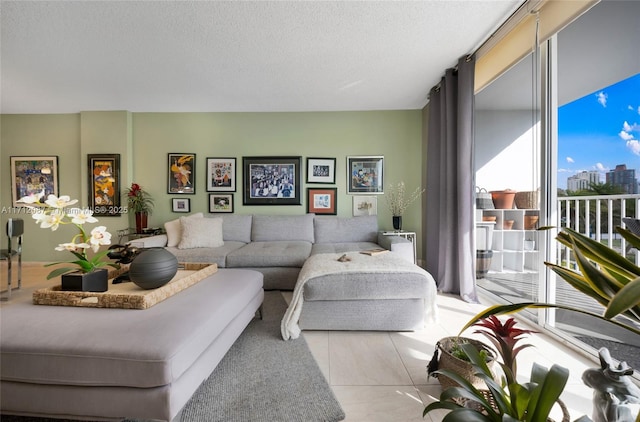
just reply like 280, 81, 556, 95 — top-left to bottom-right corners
132, 213, 415, 290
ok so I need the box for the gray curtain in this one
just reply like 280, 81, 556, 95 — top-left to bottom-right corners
424, 55, 478, 303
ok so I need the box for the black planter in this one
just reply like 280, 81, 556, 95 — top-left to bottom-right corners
61, 268, 109, 292
392, 216, 402, 231
129, 248, 179, 290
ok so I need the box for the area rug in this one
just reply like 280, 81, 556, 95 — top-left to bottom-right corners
0, 291, 346, 422
576, 336, 640, 371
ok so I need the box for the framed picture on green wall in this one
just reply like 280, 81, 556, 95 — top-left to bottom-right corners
347, 156, 384, 194
88, 154, 121, 216
168, 153, 196, 194
206, 157, 236, 192
243, 156, 301, 205
10, 155, 59, 207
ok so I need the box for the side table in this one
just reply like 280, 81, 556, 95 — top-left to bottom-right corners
381, 230, 417, 264
117, 228, 164, 244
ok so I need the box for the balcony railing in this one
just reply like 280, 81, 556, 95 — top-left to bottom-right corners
557, 193, 640, 265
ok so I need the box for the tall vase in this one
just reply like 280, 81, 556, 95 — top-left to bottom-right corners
135, 212, 148, 234
392, 216, 402, 231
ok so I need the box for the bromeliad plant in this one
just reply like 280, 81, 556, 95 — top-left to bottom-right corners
424, 316, 587, 422
18, 193, 119, 279
125, 183, 154, 215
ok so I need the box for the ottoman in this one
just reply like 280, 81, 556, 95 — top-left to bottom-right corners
0, 268, 264, 422
281, 252, 438, 339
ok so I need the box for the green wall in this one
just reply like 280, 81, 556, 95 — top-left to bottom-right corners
1, 110, 424, 262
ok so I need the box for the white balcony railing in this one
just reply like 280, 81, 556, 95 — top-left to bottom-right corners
557, 194, 640, 265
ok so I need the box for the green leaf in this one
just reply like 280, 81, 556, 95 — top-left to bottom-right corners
605, 277, 640, 319
546, 264, 611, 307
423, 400, 461, 416
442, 408, 495, 422
528, 363, 568, 422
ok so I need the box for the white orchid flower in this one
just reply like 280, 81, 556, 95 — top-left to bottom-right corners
40, 209, 65, 231
17, 190, 44, 204
69, 208, 98, 225
31, 210, 48, 224
89, 226, 112, 252
55, 242, 89, 252
45, 194, 78, 209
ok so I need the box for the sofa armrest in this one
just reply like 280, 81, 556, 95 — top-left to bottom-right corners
377, 233, 413, 263
128, 234, 168, 249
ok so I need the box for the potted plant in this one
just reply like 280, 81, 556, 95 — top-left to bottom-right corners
384, 181, 424, 230
125, 183, 154, 233
424, 316, 583, 422
17, 193, 119, 291
428, 336, 496, 392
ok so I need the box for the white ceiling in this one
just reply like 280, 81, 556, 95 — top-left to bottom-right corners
0, 0, 522, 114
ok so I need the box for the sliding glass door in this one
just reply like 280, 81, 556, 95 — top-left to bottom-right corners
474, 0, 640, 366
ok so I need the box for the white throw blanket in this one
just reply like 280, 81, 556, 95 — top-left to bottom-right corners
281, 252, 438, 340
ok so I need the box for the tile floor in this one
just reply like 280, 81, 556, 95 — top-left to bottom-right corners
288, 291, 598, 422
2, 263, 598, 422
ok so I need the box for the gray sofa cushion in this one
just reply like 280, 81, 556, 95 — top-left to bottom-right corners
220, 214, 252, 243
311, 242, 382, 255
227, 241, 312, 267
166, 241, 246, 267
314, 215, 378, 243
251, 214, 314, 242
0, 269, 264, 388
304, 271, 431, 301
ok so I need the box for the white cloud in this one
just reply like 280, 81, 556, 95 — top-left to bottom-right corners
566, 156, 574, 163
595, 163, 607, 172
622, 121, 640, 133
638, 106, 640, 115
627, 140, 640, 155
596, 91, 608, 107
620, 130, 634, 141
629, 105, 635, 111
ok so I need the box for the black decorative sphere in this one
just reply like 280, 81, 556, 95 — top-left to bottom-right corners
129, 248, 179, 290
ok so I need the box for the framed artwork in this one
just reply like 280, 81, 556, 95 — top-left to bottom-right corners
307, 188, 337, 215
172, 198, 191, 213
306, 157, 336, 184
243, 156, 301, 205
10, 156, 59, 207
168, 153, 196, 194
87, 154, 121, 216
352, 196, 378, 216
347, 156, 384, 194
209, 193, 234, 213
206, 157, 236, 192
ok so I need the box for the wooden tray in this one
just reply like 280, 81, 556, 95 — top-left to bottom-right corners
33, 263, 218, 310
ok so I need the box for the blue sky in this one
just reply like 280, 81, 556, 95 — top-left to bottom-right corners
558, 72, 640, 189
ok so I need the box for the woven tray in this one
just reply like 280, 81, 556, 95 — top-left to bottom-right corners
32, 263, 218, 310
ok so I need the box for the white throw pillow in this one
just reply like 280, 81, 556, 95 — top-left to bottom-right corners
178, 217, 224, 249
164, 212, 203, 247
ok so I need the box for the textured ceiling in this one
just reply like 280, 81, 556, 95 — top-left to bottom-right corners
1, 1, 521, 114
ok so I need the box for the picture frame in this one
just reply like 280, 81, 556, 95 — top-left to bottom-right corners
347, 156, 384, 194
307, 188, 337, 215
352, 195, 378, 216
172, 198, 191, 213
10, 156, 59, 207
87, 154, 121, 216
306, 157, 336, 184
243, 156, 302, 205
206, 157, 236, 192
209, 193, 234, 213
168, 153, 196, 194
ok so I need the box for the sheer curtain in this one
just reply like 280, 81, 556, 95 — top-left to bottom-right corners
423, 55, 478, 303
